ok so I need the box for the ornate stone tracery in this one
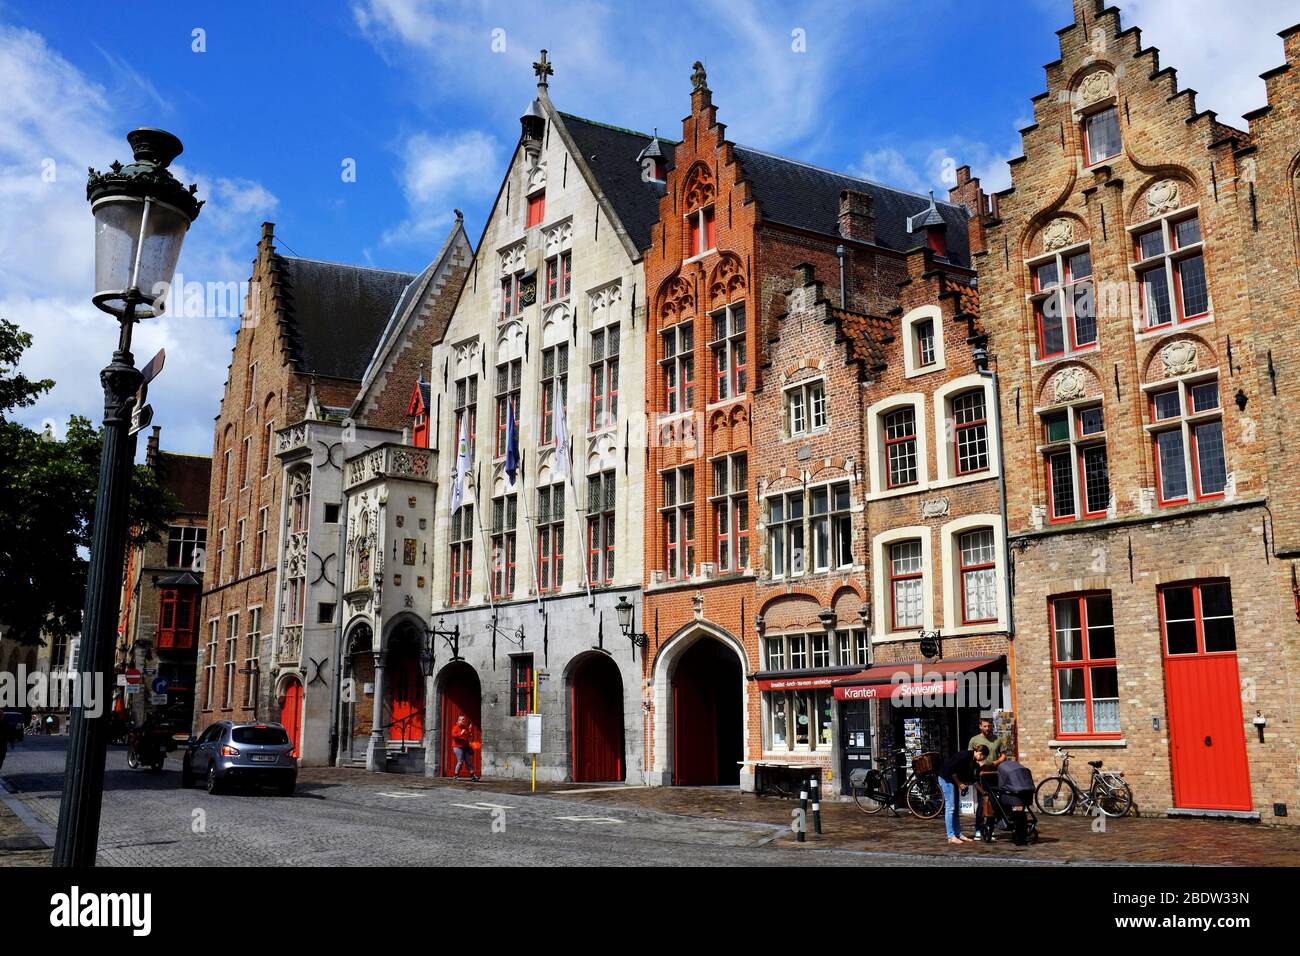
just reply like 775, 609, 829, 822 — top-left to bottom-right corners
708, 252, 746, 306
682, 163, 715, 211
1042, 217, 1075, 252
659, 275, 695, 323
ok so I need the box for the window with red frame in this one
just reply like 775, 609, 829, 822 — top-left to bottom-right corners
536, 483, 564, 593
1031, 245, 1095, 358
710, 454, 749, 573
526, 191, 545, 229
1135, 213, 1208, 330
687, 205, 715, 258
510, 654, 534, 715
589, 325, 619, 431
539, 344, 567, 446
710, 305, 746, 401
1042, 404, 1110, 522
490, 494, 517, 600
1150, 378, 1225, 506
586, 470, 616, 585
158, 589, 197, 649
952, 389, 990, 475
545, 250, 572, 302
449, 505, 473, 605
660, 322, 694, 414
890, 540, 924, 630
454, 375, 478, 463
1161, 580, 1235, 656
958, 529, 998, 624
1083, 105, 1121, 166
661, 466, 695, 580
500, 273, 523, 322
494, 360, 520, 459
1050, 593, 1119, 737
884, 406, 918, 488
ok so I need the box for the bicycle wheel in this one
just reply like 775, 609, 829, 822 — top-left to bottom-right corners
1093, 774, 1133, 817
852, 770, 889, 814
1035, 776, 1077, 815
906, 774, 944, 819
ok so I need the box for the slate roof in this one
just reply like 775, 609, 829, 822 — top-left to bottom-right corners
276, 256, 416, 381
558, 113, 675, 252
732, 147, 971, 267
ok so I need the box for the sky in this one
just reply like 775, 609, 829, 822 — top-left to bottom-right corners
1, 0, 1295, 457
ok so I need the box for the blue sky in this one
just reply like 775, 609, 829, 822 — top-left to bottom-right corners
1, 0, 1295, 455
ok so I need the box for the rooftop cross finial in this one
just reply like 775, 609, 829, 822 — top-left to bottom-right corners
691, 60, 708, 91
533, 49, 553, 89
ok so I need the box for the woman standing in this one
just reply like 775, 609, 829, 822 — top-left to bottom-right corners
937, 744, 989, 845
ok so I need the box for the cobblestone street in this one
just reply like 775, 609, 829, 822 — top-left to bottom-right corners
2, 737, 1295, 867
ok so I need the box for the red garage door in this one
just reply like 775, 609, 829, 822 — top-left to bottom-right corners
571, 653, 624, 782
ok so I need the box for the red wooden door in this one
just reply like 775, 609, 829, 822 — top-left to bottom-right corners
1161, 582, 1252, 812
571, 654, 624, 782
390, 655, 424, 742
280, 678, 303, 758
440, 663, 482, 777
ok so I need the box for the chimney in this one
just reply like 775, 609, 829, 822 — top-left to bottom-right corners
949, 166, 991, 256
838, 190, 875, 243
146, 425, 161, 469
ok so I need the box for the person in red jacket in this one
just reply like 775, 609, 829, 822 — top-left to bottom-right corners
450, 715, 479, 782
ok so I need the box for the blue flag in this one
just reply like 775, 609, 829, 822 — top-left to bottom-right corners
504, 397, 519, 488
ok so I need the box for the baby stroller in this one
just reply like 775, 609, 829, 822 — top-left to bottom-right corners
977, 763, 1039, 845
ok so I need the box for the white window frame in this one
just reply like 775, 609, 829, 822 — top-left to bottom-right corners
939, 515, 1006, 635
871, 526, 934, 641
933, 374, 1000, 485
784, 378, 828, 438
902, 304, 946, 378
867, 393, 930, 499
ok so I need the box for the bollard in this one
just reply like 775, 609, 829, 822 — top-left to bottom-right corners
810, 774, 822, 834
798, 781, 808, 843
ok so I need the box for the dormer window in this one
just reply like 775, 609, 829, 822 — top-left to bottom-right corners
688, 206, 715, 258
1083, 107, 1121, 166
526, 191, 545, 228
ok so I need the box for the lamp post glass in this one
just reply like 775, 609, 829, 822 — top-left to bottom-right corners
92, 196, 191, 318
615, 595, 633, 633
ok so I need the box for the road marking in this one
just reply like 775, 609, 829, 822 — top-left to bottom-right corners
554, 815, 623, 823
453, 802, 515, 811
376, 791, 426, 799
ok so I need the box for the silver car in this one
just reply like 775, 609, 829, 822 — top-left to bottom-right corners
181, 721, 297, 796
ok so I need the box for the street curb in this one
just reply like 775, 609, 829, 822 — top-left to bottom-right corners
0, 776, 57, 849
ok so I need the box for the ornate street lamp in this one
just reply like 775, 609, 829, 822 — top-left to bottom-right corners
54, 130, 201, 868
614, 595, 649, 653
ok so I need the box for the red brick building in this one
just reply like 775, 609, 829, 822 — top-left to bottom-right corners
642, 66, 976, 791
974, 0, 1300, 822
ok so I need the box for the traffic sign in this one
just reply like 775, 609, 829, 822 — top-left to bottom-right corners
151, 677, 170, 696
124, 668, 142, 686
129, 402, 154, 436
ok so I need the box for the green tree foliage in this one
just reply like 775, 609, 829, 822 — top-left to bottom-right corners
0, 317, 178, 645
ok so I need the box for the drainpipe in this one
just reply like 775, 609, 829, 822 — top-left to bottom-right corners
835, 245, 847, 309
973, 342, 1014, 642
327, 491, 350, 767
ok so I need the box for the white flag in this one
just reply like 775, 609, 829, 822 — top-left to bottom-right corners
553, 389, 570, 481
449, 414, 469, 513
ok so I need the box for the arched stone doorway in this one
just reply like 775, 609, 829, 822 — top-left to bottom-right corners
341, 622, 374, 760
652, 626, 746, 787
385, 621, 425, 745
569, 652, 625, 782
438, 661, 481, 777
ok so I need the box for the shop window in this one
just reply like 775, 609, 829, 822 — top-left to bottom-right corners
785, 379, 827, 437
661, 466, 695, 580
1050, 593, 1119, 737
660, 322, 695, 414
1041, 403, 1110, 522
1134, 212, 1208, 330
765, 688, 833, 752
1031, 244, 1095, 359
710, 305, 747, 401
1083, 106, 1121, 166
1148, 376, 1226, 506
1161, 581, 1235, 655
710, 454, 749, 572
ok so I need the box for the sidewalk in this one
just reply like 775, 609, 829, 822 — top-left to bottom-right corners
0, 786, 53, 867
296, 767, 1300, 866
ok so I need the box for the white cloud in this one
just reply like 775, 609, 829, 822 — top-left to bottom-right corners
382, 129, 500, 245
1121, 0, 1294, 128
852, 138, 1018, 200
0, 24, 276, 457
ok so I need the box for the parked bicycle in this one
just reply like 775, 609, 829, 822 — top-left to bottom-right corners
850, 749, 944, 819
1035, 748, 1133, 817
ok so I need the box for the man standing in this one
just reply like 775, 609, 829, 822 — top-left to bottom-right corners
969, 717, 1007, 840
450, 714, 479, 782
